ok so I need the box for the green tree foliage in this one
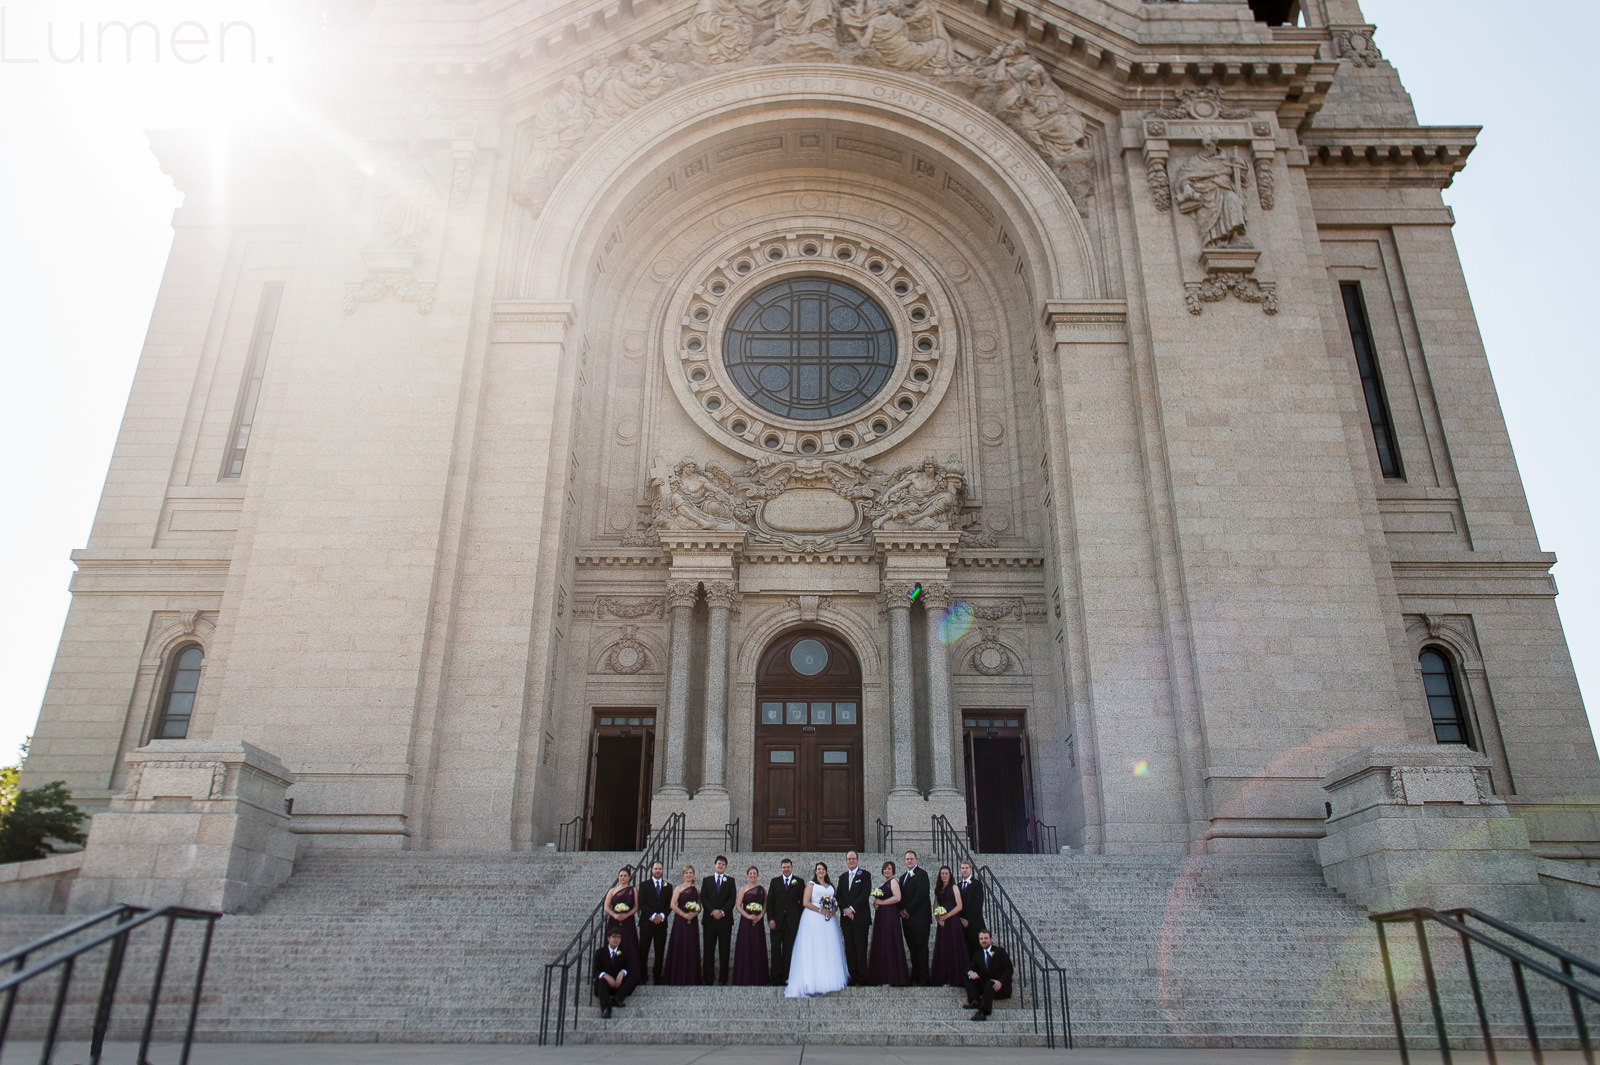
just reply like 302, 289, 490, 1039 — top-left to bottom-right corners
0, 740, 88, 863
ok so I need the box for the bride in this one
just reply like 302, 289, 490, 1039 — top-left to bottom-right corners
785, 861, 850, 997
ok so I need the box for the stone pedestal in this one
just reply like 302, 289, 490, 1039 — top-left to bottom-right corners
1316, 746, 1549, 921
69, 741, 296, 914
649, 787, 732, 848
884, 792, 968, 854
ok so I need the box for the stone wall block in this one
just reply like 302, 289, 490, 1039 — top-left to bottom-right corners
67, 741, 296, 914
1319, 746, 1551, 921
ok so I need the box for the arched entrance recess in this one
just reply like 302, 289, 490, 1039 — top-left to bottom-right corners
753, 630, 863, 851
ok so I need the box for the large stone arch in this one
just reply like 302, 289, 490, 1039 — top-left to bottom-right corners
735, 599, 884, 682
504, 64, 1099, 305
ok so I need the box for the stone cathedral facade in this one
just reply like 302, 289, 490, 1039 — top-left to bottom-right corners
19, 0, 1600, 910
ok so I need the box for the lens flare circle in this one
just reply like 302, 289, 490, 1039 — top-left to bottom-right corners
935, 600, 973, 644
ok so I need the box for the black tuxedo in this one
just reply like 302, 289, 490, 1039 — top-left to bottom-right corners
637, 875, 673, 982
965, 942, 1013, 1015
958, 875, 987, 959
766, 873, 805, 983
593, 944, 636, 1012
898, 865, 932, 984
836, 865, 872, 983
700, 871, 737, 984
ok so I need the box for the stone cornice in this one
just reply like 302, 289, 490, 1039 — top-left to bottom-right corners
1390, 553, 1558, 600
1301, 126, 1479, 188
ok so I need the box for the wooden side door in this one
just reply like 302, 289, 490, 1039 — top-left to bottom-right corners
813, 739, 861, 850
757, 739, 803, 849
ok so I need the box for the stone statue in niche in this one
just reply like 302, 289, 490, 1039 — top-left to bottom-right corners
375, 141, 439, 249
1174, 139, 1251, 249
649, 458, 755, 531
866, 457, 965, 531
842, 0, 954, 76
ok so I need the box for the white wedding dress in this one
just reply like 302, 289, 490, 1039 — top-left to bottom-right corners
785, 881, 850, 997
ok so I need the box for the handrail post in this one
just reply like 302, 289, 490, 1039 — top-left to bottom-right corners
137, 913, 179, 1065
41, 956, 76, 1065
88, 908, 138, 1065
178, 915, 217, 1065
1374, 919, 1409, 1065
1413, 913, 1452, 1065
1458, 930, 1497, 1065
1510, 959, 1544, 1065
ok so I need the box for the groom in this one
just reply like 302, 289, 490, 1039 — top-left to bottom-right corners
767, 858, 805, 985
900, 850, 932, 985
836, 850, 871, 985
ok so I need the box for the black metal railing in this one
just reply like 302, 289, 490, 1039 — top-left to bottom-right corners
557, 814, 583, 852
931, 814, 1071, 1049
724, 819, 740, 853
0, 904, 220, 1065
1373, 906, 1600, 1064
1032, 820, 1059, 855
876, 818, 894, 854
538, 811, 686, 1046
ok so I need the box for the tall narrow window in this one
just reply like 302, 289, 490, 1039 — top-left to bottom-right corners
221, 284, 285, 478
154, 645, 203, 740
1420, 648, 1471, 746
1339, 282, 1404, 479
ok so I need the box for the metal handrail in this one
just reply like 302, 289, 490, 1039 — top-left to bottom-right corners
0, 904, 220, 1065
538, 811, 685, 1046
1373, 905, 1600, 1064
931, 814, 1072, 1049
1032, 820, 1059, 855
724, 819, 740, 853
557, 814, 583, 852
876, 818, 894, 853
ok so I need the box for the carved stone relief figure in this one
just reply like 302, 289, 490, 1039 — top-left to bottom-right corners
1174, 139, 1250, 249
766, 0, 839, 61
648, 458, 755, 531
658, 0, 759, 66
512, 74, 590, 211
843, 0, 953, 76
866, 457, 965, 531
967, 40, 1091, 205
589, 44, 681, 124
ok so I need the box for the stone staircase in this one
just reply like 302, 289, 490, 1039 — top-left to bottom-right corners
4, 847, 1600, 1048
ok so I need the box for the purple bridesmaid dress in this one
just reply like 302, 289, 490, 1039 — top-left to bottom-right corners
732, 885, 769, 986
866, 879, 910, 987
930, 884, 968, 987
605, 885, 642, 975
661, 886, 702, 985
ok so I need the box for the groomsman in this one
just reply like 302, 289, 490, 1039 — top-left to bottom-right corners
964, 929, 1013, 1021
701, 855, 737, 985
767, 858, 805, 984
836, 850, 872, 985
638, 859, 672, 984
594, 928, 636, 1019
957, 859, 987, 961
899, 850, 932, 985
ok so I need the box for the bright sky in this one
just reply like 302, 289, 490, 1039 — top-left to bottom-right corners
0, 1, 1594, 771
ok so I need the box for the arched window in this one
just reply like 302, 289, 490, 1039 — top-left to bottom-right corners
153, 645, 203, 740
1420, 647, 1471, 747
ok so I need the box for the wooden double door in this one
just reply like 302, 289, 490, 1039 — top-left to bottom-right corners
753, 631, 864, 852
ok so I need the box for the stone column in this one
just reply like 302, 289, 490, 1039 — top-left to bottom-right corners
881, 581, 919, 799
659, 579, 699, 799
921, 581, 960, 798
699, 580, 741, 794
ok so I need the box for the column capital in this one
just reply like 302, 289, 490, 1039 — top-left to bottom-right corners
665, 580, 699, 610
704, 579, 742, 610
919, 580, 955, 610
878, 581, 919, 609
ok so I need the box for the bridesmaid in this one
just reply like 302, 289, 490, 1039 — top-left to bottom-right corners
866, 859, 910, 987
661, 864, 702, 985
732, 864, 768, 986
603, 865, 642, 976
929, 864, 967, 987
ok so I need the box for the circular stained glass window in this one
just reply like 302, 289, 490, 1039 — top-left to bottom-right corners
723, 278, 896, 421
789, 638, 829, 676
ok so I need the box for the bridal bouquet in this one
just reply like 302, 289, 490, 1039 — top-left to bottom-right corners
819, 897, 837, 921
871, 888, 885, 899
933, 906, 948, 917
613, 903, 630, 914
744, 901, 765, 915
683, 901, 701, 914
